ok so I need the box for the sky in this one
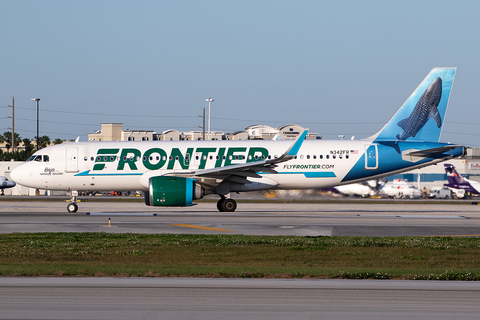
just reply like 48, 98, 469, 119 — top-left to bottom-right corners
1, 0, 480, 146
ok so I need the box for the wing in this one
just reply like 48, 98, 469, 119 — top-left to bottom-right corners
170, 129, 309, 188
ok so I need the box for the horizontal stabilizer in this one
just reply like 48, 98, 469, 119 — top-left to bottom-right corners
407, 145, 464, 157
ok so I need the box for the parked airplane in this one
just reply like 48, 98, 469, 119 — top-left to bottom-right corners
334, 180, 383, 198
381, 179, 422, 199
444, 163, 480, 197
0, 176, 16, 195
10, 67, 465, 213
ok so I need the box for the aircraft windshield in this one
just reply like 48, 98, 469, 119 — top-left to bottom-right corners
26, 155, 48, 162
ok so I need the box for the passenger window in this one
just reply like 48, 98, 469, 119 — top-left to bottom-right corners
320, 155, 323, 159
326, 155, 329, 159
307, 155, 310, 159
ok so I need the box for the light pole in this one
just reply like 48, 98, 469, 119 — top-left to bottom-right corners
206, 97, 213, 140
31, 98, 40, 150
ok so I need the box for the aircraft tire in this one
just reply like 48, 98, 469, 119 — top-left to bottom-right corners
216, 200, 225, 212
217, 199, 237, 212
67, 202, 78, 213
222, 199, 237, 212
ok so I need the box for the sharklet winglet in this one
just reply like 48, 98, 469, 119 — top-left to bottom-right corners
286, 129, 309, 156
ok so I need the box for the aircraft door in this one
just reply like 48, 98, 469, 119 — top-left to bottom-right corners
364, 144, 378, 170
66, 147, 79, 173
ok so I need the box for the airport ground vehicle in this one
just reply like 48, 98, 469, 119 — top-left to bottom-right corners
427, 187, 453, 199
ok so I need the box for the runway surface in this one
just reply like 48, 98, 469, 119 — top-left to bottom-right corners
1, 199, 480, 236
2, 201, 480, 319
0, 277, 479, 320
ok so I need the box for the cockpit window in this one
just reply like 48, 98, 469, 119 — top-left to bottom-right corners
27, 154, 48, 162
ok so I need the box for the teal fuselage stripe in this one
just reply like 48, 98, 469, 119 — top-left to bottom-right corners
303, 172, 336, 178
75, 170, 336, 178
75, 170, 142, 176
261, 171, 336, 178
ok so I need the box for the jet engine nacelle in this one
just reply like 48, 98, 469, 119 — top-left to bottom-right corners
144, 176, 205, 206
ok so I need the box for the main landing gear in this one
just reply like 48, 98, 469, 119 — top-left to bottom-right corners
67, 191, 78, 213
216, 197, 237, 212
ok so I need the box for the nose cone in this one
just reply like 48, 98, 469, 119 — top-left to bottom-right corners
10, 166, 22, 185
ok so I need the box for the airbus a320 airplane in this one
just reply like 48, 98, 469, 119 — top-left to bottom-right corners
11, 68, 465, 213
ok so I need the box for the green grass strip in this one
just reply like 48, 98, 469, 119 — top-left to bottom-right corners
1, 233, 480, 279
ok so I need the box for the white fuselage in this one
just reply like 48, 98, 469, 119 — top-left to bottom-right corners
11, 139, 372, 192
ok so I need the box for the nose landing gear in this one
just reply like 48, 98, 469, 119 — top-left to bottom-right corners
67, 202, 78, 213
67, 191, 79, 213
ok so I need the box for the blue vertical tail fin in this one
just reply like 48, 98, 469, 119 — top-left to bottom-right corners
370, 67, 456, 142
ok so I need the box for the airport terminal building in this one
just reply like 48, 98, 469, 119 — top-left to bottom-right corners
87, 123, 319, 142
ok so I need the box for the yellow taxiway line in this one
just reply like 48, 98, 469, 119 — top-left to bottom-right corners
169, 223, 234, 232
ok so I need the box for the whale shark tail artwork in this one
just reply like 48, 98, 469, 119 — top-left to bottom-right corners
370, 67, 456, 142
